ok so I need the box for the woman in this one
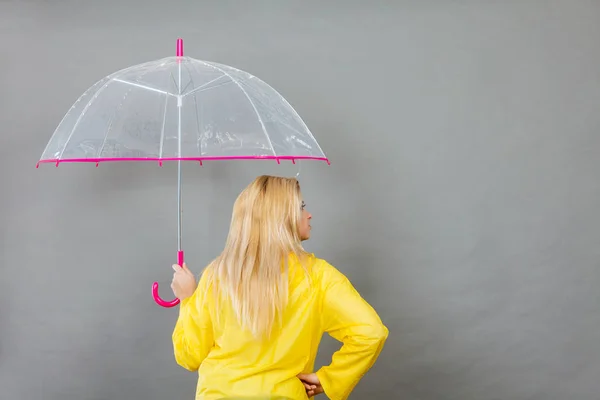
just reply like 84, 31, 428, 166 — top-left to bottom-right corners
170, 175, 388, 400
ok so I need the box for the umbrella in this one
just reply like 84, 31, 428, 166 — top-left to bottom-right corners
37, 38, 330, 308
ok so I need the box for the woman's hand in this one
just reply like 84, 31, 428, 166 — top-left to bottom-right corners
297, 372, 324, 397
170, 263, 196, 300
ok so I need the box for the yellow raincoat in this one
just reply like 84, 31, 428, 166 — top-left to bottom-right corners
172, 254, 388, 400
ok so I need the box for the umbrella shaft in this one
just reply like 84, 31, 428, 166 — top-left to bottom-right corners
177, 60, 182, 253
177, 159, 182, 252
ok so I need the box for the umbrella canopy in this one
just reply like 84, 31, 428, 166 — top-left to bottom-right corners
38, 40, 329, 166
37, 39, 329, 308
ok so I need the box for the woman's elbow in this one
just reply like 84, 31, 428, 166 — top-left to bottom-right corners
174, 352, 200, 371
172, 341, 201, 371
357, 321, 389, 345
372, 322, 389, 344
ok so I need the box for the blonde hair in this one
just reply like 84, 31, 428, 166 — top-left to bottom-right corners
206, 175, 310, 340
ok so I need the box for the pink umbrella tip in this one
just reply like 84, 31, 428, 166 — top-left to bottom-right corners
176, 38, 183, 57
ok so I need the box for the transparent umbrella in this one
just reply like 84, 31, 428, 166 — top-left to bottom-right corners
37, 38, 330, 307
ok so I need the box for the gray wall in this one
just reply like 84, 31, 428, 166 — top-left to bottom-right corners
2, 0, 600, 399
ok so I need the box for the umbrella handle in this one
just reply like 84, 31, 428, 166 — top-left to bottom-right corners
152, 251, 184, 308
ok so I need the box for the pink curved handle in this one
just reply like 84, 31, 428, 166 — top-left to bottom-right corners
152, 251, 184, 308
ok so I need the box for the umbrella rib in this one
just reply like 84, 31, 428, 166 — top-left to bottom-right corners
58, 78, 112, 160
247, 93, 309, 142
96, 104, 119, 158
272, 88, 327, 159
113, 78, 177, 97
159, 92, 169, 159
181, 62, 203, 158
182, 75, 227, 97
96, 81, 136, 158
200, 61, 277, 158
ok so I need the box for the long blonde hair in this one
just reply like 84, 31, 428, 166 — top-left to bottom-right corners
207, 175, 310, 340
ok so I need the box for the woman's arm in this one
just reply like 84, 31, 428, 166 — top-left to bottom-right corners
172, 269, 214, 371
316, 261, 389, 400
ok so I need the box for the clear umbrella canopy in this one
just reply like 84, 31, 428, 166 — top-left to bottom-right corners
39, 43, 328, 165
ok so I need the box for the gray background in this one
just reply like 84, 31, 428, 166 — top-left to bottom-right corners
2, 0, 600, 399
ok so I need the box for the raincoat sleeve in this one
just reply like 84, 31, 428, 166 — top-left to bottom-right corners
172, 268, 214, 371
315, 262, 389, 400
